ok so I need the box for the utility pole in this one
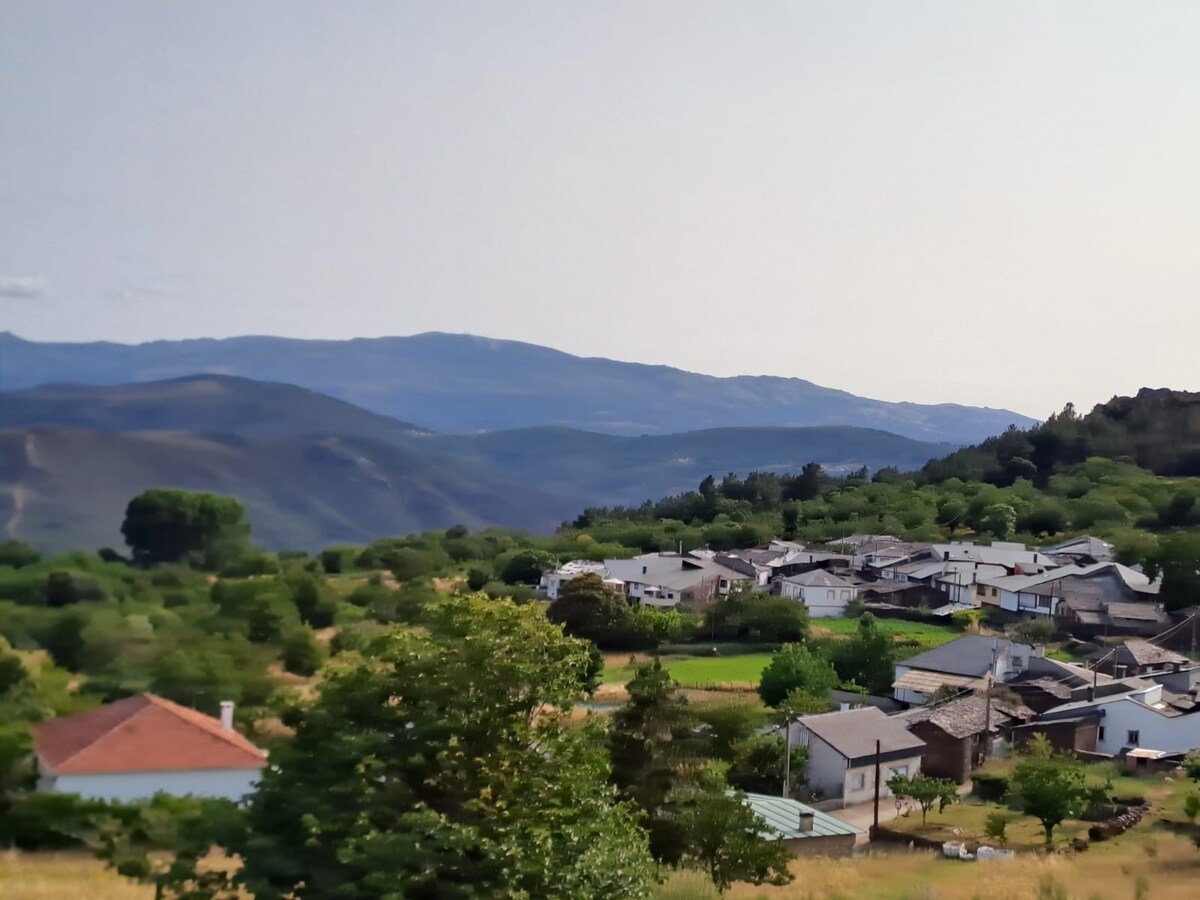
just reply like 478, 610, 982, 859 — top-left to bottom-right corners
871, 739, 882, 839
782, 717, 793, 798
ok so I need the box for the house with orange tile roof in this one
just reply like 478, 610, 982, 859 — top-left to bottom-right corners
31, 693, 268, 802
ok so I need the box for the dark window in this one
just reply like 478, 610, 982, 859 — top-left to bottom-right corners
1127, 730, 1139, 745
1098, 726, 1106, 741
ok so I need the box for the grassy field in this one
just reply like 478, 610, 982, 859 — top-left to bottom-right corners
602, 651, 773, 687
0, 852, 149, 900
811, 617, 960, 649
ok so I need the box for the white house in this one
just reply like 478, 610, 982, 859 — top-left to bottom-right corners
1039, 683, 1200, 755
892, 635, 1034, 706
602, 553, 749, 608
779, 569, 860, 618
32, 694, 267, 802
788, 707, 926, 807
539, 559, 609, 600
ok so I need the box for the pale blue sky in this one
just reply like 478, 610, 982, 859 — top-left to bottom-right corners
2, 1, 1198, 417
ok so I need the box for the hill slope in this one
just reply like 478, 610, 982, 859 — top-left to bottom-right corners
0, 378, 951, 550
0, 331, 1035, 444
0, 427, 570, 552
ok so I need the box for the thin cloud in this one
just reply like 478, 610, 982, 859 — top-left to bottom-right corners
0, 276, 48, 298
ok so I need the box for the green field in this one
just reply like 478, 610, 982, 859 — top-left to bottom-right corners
812, 617, 960, 648
602, 652, 773, 686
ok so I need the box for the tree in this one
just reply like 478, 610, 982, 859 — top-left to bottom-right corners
1009, 616, 1057, 645
0, 539, 40, 568
780, 505, 800, 540
179, 593, 656, 899
984, 810, 1010, 845
280, 627, 326, 676
824, 613, 896, 695
726, 733, 807, 797
1007, 735, 1093, 849
547, 573, 645, 650
886, 773, 957, 825
608, 659, 704, 863
757, 644, 839, 709
979, 503, 1017, 540
1146, 533, 1200, 613
499, 548, 558, 585
705, 583, 808, 643
678, 788, 793, 893
121, 489, 250, 567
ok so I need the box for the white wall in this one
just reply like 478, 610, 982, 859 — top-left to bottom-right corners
43, 767, 263, 802
780, 583, 857, 618
841, 756, 923, 807
1073, 696, 1200, 755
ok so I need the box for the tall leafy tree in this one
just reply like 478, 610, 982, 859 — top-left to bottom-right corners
1146, 533, 1200, 612
677, 783, 793, 893
757, 643, 839, 708
608, 659, 706, 863
886, 773, 957, 825
140, 593, 655, 899
1007, 736, 1095, 849
121, 489, 250, 567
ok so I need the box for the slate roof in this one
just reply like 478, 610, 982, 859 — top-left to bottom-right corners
892, 670, 986, 696
736, 792, 862, 840
796, 707, 926, 762
895, 694, 1036, 739
1089, 640, 1188, 668
898, 635, 1026, 678
33, 694, 267, 775
782, 569, 857, 589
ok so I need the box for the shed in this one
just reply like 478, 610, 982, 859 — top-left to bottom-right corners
736, 792, 861, 857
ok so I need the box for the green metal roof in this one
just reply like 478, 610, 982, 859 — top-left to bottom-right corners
734, 792, 863, 840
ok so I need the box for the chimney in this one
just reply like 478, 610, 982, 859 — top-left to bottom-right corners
839, 701, 851, 712
219, 700, 235, 731
944, 551, 950, 561
798, 810, 815, 833
1086, 687, 1094, 702
1114, 664, 1127, 679
642, 565, 647, 574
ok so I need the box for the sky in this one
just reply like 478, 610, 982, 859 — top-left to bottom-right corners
2, 1, 1199, 419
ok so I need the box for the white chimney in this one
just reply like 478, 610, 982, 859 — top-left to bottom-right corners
219, 700, 235, 731
839, 701, 851, 712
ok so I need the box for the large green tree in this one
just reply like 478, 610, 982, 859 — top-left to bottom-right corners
1146, 533, 1200, 612
229, 593, 654, 899
121, 489, 250, 568
1007, 736, 1094, 849
757, 643, 839, 708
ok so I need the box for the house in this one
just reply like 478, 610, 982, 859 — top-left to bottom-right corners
1041, 535, 1116, 566
979, 562, 1158, 619
602, 553, 750, 609
892, 635, 1033, 706
788, 707, 926, 807
736, 792, 861, 857
538, 559, 610, 600
1057, 597, 1170, 639
1038, 681, 1200, 756
778, 569, 861, 617
31, 694, 267, 802
893, 694, 1036, 783
1087, 640, 1189, 678
857, 581, 947, 609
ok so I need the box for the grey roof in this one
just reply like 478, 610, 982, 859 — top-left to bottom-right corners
898, 635, 1026, 678
894, 694, 1036, 739
796, 706, 926, 760
736, 792, 862, 840
782, 569, 856, 589
1089, 640, 1188, 668
603, 554, 747, 591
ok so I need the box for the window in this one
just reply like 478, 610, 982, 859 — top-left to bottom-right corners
890, 765, 909, 778
841, 590, 850, 600
827, 589, 836, 600
1127, 730, 1140, 746
991, 587, 998, 597
1098, 726, 1106, 741
851, 772, 865, 790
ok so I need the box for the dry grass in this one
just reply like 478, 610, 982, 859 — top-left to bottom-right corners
0, 851, 150, 900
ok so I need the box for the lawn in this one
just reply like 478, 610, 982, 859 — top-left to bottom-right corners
602, 652, 773, 687
0, 852, 149, 900
811, 617, 961, 649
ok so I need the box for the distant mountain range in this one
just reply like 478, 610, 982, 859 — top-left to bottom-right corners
0, 332, 1036, 444
0, 376, 951, 551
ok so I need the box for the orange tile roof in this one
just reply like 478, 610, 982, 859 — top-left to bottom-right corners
32, 694, 268, 775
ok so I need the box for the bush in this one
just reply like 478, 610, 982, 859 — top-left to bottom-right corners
281, 627, 326, 676
44, 571, 109, 607
481, 580, 536, 604
984, 810, 1010, 844
0, 539, 40, 569
0, 792, 120, 849
972, 771, 1010, 802
219, 551, 281, 578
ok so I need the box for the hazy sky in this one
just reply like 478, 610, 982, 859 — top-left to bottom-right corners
3, 2, 1199, 418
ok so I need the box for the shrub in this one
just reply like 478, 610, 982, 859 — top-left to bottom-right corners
0, 792, 119, 849
984, 810, 1010, 845
281, 627, 326, 676
219, 551, 281, 578
971, 771, 1010, 802
0, 539, 40, 569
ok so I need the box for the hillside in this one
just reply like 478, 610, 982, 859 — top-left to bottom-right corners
0, 378, 951, 550
921, 388, 1200, 485
0, 331, 1036, 444
0, 427, 571, 552
0, 375, 427, 440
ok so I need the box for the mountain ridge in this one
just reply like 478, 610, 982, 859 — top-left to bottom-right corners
0, 331, 1037, 444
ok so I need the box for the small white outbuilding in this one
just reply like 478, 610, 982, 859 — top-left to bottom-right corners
32, 693, 267, 803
